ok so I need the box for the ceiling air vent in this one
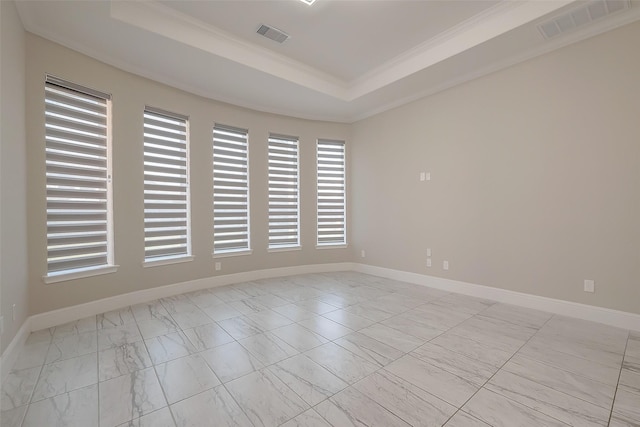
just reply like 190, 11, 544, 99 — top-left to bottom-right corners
257, 24, 290, 44
538, 0, 630, 39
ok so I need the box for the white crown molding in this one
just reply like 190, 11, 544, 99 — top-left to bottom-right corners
112, 1, 578, 102
14, 18, 350, 123
347, 0, 576, 99
110, 1, 349, 100
350, 4, 640, 122
14, 0, 640, 123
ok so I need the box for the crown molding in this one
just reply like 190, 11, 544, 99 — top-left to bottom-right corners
349, 3, 640, 122
110, 1, 349, 99
14, 0, 640, 123
347, 0, 576, 99
111, 0, 579, 102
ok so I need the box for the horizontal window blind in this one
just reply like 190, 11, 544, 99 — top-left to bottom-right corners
45, 76, 112, 275
143, 108, 190, 261
317, 139, 346, 246
213, 124, 250, 254
268, 134, 300, 249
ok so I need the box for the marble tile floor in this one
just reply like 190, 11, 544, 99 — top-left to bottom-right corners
1, 271, 638, 427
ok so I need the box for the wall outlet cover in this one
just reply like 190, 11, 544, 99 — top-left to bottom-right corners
584, 279, 595, 293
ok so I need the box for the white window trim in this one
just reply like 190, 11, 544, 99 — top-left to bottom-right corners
43, 265, 119, 284
267, 245, 302, 253
316, 138, 347, 247
212, 249, 253, 259
142, 255, 194, 268
44, 75, 115, 278
143, 107, 192, 262
213, 124, 251, 256
315, 243, 349, 250
268, 133, 301, 250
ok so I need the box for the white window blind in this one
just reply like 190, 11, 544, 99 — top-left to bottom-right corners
143, 107, 190, 261
45, 76, 113, 276
317, 139, 346, 246
213, 124, 250, 254
268, 134, 300, 249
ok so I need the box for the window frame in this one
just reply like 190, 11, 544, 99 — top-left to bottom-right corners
316, 139, 347, 248
212, 123, 252, 257
43, 75, 117, 283
142, 106, 193, 267
267, 133, 301, 251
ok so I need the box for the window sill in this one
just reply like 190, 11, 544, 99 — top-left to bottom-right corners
143, 255, 194, 268
316, 243, 348, 250
213, 250, 253, 259
43, 265, 119, 284
268, 246, 302, 253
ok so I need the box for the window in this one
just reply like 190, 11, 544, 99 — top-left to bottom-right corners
143, 108, 191, 263
317, 139, 346, 246
213, 124, 250, 255
268, 133, 300, 250
45, 76, 114, 279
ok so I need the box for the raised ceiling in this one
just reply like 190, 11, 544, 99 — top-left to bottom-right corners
15, 0, 640, 122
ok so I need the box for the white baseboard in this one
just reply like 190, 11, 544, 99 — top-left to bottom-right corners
29, 262, 354, 332
3, 261, 639, 380
1, 317, 31, 382
353, 263, 640, 332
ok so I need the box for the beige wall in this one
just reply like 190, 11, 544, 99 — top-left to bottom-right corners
1, 0, 29, 352
351, 21, 640, 314
13, 16, 640, 331
26, 34, 350, 315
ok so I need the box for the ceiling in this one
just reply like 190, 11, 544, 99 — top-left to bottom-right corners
15, 0, 640, 122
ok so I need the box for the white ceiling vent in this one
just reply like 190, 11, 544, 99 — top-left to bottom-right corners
257, 24, 290, 44
538, 0, 630, 39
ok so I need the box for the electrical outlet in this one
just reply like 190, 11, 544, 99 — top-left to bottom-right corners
426, 172, 431, 181
584, 279, 595, 293
443, 260, 449, 270
426, 258, 432, 267
12, 303, 16, 321
419, 172, 426, 181
426, 248, 432, 257
361, 250, 366, 258
215, 262, 221, 271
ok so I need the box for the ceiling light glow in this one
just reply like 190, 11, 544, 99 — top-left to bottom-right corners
299, 0, 317, 5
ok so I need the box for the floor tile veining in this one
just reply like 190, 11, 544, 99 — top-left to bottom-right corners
1, 271, 638, 426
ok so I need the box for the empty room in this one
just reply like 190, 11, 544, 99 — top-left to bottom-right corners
1, 0, 639, 426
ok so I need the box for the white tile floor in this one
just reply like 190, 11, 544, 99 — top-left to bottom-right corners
1, 272, 639, 427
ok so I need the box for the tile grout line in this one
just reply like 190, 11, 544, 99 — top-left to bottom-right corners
607, 330, 630, 427
132, 305, 178, 427
18, 329, 52, 427
439, 312, 560, 427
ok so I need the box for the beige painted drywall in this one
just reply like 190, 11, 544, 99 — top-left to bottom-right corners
1, 0, 29, 353
18, 16, 640, 323
26, 34, 350, 315
351, 21, 640, 314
